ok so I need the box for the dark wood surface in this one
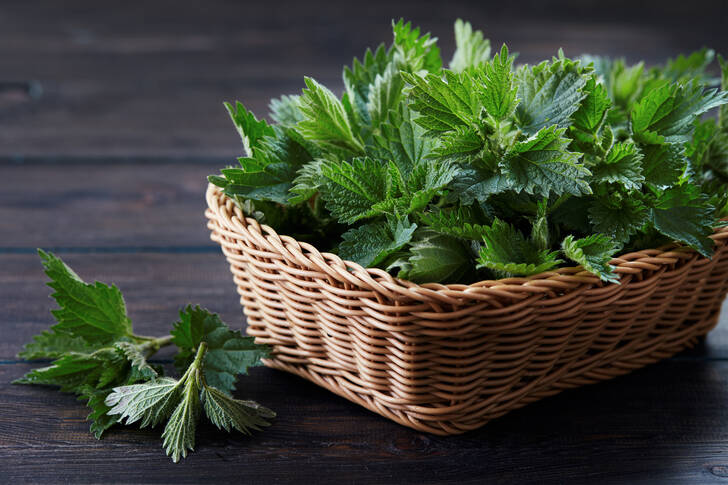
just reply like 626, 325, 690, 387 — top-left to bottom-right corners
3, 1, 728, 483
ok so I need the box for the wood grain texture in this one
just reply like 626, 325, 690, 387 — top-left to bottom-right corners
4, 360, 728, 484
0, 160, 219, 248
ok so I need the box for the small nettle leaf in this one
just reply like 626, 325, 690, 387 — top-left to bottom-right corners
433, 126, 483, 163
18, 330, 97, 360
514, 55, 588, 135
171, 306, 269, 395
501, 126, 592, 197
562, 234, 620, 283
641, 143, 687, 187
421, 207, 492, 240
38, 250, 132, 343
298, 77, 365, 156
225, 101, 275, 158
375, 104, 434, 174
648, 184, 716, 257
478, 44, 519, 121
589, 195, 648, 243
367, 65, 404, 128
105, 378, 182, 428
392, 19, 442, 74
318, 157, 393, 224
202, 386, 275, 435
660, 48, 716, 85
338, 217, 417, 268
569, 76, 611, 152
477, 218, 562, 277
161, 373, 201, 463
448, 166, 514, 205
398, 232, 473, 283
591, 141, 644, 190
115, 341, 158, 380
449, 19, 491, 73
402, 69, 480, 134
269, 94, 304, 126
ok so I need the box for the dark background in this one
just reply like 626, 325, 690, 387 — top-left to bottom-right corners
2, 1, 728, 483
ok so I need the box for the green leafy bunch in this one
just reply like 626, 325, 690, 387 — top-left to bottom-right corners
16, 251, 273, 462
210, 19, 728, 284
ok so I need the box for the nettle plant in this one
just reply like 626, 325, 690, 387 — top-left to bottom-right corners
210, 19, 728, 284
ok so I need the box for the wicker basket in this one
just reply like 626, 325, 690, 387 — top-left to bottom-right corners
206, 184, 728, 435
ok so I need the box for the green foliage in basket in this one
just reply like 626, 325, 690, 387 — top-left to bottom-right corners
210, 19, 728, 284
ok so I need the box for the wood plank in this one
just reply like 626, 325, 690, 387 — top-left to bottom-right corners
0, 0, 725, 157
0, 160, 220, 248
4, 360, 728, 483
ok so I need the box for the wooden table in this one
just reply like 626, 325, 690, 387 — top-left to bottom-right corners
3, 1, 728, 483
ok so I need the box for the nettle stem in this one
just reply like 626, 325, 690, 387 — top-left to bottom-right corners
134, 334, 175, 359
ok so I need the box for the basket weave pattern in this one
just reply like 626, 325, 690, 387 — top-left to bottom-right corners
206, 185, 728, 435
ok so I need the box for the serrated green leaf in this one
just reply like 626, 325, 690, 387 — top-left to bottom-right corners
269, 94, 304, 126
402, 69, 480, 134
569, 76, 611, 152
38, 250, 132, 343
392, 19, 442, 74
449, 19, 491, 73
298, 77, 365, 156
202, 385, 275, 435
448, 166, 513, 205
338, 217, 417, 267
367, 65, 403, 128
80, 386, 119, 439
162, 373, 201, 463
18, 330, 97, 360
591, 141, 644, 190
514, 56, 588, 134
648, 184, 716, 257
432, 126, 483, 163
115, 341, 158, 380
562, 234, 620, 283
631, 81, 728, 144
501, 126, 592, 197
105, 377, 182, 428
660, 48, 716, 85
319, 157, 392, 224
641, 143, 686, 186
478, 44, 518, 120
589, 196, 648, 243
171, 306, 268, 394
398, 232, 472, 283
375, 104, 434, 174
476, 218, 562, 277
420, 207, 491, 240
225, 101, 275, 158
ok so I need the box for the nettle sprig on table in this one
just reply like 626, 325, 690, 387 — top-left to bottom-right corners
210, 19, 728, 284
15, 251, 274, 462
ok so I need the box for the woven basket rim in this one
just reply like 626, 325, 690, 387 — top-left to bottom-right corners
206, 184, 728, 304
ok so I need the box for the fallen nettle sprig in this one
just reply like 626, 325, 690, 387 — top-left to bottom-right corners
15, 250, 274, 462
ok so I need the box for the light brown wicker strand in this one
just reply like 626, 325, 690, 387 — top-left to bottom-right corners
206, 184, 728, 435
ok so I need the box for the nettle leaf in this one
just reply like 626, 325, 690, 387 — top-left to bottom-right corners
202, 386, 275, 435
115, 341, 158, 380
648, 184, 716, 257
105, 378, 182, 428
562, 234, 620, 283
449, 19, 491, 72
288, 159, 324, 205
171, 306, 269, 394
38, 250, 132, 343
392, 19, 442, 74
448, 166, 513, 205
433, 126, 483, 163
641, 143, 686, 187
319, 157, 392, 224
421, 207, 492, 240
661, 48, 716, 84
225, 101, 275, 158
589, 196, 648, 243
375, 104, 434, 174
402, 69, 480, 134
399, 160, 457, 213
514, 55, 588, 135
591, 141, 644, 190
477, 218, 562, 277
338, 217, 417, 267
18, 330, 97, 360
478, 44, 518, 121
298, 77, 365, 156
81, 387, 120, 439
631, 81, 728, 144
269, 94, 304, 127
367, 65, 404, 128
398, 232, 473, 283
343, 44, 393, 125
501, 126, 592, 197
161, 373, 201, 463
569, 76, 611, 151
